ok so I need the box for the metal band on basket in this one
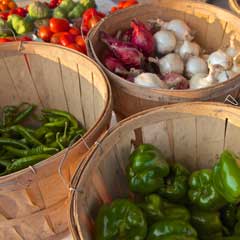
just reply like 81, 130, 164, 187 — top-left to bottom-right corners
224, 94, 239, 106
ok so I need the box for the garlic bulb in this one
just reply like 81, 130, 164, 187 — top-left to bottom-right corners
217, 70, 236, 83
134, 73, 168, 88
179, 40, 201, 61
185, 56, 208, 78
161, 19, 193, 41
226, 35, 240, 58
208, 49, 233, 70
149, 54, 184, 75
153, 30, 177, 55
190, 64, 223, 89
174, 41, 184, 54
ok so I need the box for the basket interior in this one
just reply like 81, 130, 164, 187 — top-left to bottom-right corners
0, 42, 109, 130
91, 1, 240, 66
71, 103, 240, 239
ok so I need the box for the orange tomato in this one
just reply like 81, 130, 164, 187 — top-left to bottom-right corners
8, 1, 16, 9
0, 3, 8, 11
2, 0, 9, 5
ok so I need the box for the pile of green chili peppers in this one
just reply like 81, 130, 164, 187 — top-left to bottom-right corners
95, 144, 240, 240
0, 103, 85, 176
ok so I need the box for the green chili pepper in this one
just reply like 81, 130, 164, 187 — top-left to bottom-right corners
147, 219, 198, 240
44, 119, 68, 128
190, 208, 223, 240
95, 199, 147, 240
127, 144, 170, 194
44, 132, 55, 144
34, 126, 50, 139
42, 109, 79, 129
139, 194, 190, 223
213, 150, 240, 203
3, 145, 58, 157
0, 137, 29, 149
188, 169, 226, 210
159, 163, 190, 202
10, 125, 43, 146
2, 105, 17, 127
13, 103, 35, 125
0, 154, 50, 176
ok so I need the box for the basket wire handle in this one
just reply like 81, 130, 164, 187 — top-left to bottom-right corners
229, 0, 240, 15
224, 94, 239, 106
58, 134, 90, 188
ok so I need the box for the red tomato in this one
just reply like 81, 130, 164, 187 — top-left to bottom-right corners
18, 36, 32, 41
49, 18, 69, 33
75, 35, 86, 53
88, 15, 101, 29
38, 26, 53, 42
0, 11, 9, 20
0, 38, 12, 43
16, 7, 27, 17
66, 43, 82, 52
50, 32, 68, 44
69, 27, 80, 36
59, 33, 74, 46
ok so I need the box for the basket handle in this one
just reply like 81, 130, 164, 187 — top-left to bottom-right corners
229, 0, 240, 15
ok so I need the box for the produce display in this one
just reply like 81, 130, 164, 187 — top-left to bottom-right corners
0, 103, 85, 176
95, 144, 240, 240
0, 0, 139, 53
101, 19, 240, 90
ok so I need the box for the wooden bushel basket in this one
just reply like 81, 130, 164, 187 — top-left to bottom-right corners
69, 102, 240, 240
87, 0, 240, 118
0, 42, 112, 240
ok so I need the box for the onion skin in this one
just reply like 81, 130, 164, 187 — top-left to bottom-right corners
134, 73, 168, 88
179, 40, 201, 61
101, 31, 144, 68
208, 50, 233, 70
131, 20, 155, 56
103, 54, 127, 76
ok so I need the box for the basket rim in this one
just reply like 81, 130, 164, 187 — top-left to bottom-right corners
69, 101, 240, 239
88, 1, 240, 95
0, 41, 112, 181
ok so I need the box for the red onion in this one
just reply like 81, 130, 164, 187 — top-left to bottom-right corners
162, 73, 189, 89
130, 20, 155, 56
103, 54, 127, 76
101, 31, 144, 68
121, 29, 133, 42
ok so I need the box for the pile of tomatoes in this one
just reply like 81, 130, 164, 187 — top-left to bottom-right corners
0, 0, 16, 12
38, 18, 86, 53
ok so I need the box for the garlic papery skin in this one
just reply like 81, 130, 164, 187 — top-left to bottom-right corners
185, 56, 208, 78
153, 30, 177, 55
232, 54, 240, 74
149, 53, 184, 75
162, 19, 193, 41
174, 40, 184, 54
179, 40, 201, 61
208, 49, 233, 70
190, 64, 223, 89
134, 73, 168, 88
226, 35, 240, 58
217, 70, 236, 83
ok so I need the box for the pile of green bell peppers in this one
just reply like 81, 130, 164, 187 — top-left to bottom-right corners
0, 103, 85, 176
95, 144, 240, 240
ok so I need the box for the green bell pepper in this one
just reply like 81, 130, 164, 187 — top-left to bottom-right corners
80, 0, 95, 8
190, 208, 223, 240
139, 194, 190, 223
234, 207, 240, 235
127, 144, 169, 194
68, 3, 85, 19
188, 169, 226, 210
147, 219, 198, 240
159, 163, 190, 202
95, 199, 147, 240
8, 15, 33, 35
221, 204, 238, 231
213, 150, 240, 203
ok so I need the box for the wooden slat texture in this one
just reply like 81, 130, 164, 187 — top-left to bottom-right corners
0, 42, 111, 240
